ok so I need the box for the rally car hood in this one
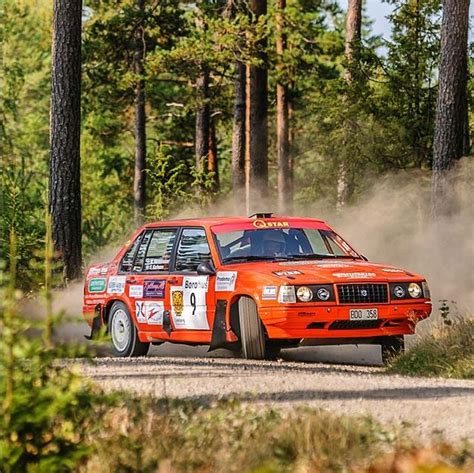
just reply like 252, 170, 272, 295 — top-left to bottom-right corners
223, 259, 424, 284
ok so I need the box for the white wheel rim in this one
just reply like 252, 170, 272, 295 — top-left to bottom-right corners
111, 309, 131, 352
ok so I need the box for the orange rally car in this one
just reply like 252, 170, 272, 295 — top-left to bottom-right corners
83, 213, 432, 363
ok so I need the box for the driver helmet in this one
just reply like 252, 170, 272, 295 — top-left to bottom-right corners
261, 230, 286, 256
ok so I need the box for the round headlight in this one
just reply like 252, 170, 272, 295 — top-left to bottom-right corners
296, 286, 313, 302
408, 283, 422, 298
316, 287, 330, 301
394, 285, 405, 298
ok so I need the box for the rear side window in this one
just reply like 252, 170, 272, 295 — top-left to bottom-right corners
143, 229, 177, 272
120, 234, 142, 272
132, 229, 177, 272
174, 228, 211, 272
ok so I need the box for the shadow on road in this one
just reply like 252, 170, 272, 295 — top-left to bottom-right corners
177, 386, 474, 405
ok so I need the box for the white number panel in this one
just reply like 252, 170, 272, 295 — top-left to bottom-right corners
170, 276, 210, 330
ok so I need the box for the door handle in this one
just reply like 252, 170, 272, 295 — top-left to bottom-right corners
126, 277, 137, 284
168, 277, 179, 284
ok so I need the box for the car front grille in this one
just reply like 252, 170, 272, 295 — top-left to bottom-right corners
337, 283, 388, 304
329, 320, 384, 330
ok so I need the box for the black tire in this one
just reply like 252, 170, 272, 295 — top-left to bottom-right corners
108, 302, 150, 357
238, 296, 266, 360
380, 335, 405, 365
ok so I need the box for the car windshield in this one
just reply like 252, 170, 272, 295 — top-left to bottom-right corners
213, 227, 361, 264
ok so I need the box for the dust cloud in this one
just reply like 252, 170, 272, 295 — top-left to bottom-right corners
27, 159, 472, 347
307, 159, 474, 320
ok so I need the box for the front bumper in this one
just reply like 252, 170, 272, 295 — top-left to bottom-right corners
260, 301, 431, 339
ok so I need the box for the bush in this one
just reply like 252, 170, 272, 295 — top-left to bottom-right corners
387, 316, 474, 379
84, 398, 473, 473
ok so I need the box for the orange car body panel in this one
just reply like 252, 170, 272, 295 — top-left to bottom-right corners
83, 216, 432, 346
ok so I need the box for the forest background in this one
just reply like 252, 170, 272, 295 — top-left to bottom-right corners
0, 0, 472, 312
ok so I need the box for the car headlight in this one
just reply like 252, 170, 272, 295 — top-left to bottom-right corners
393, 285, 406, 298
296, 286, 313, 302
278, 285, 296, 303
316, 287, 330, 301
422, 281, 431, 299
408, 282, 422, 298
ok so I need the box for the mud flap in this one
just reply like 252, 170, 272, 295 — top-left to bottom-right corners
163, 310, 173, 336
209, 300, 239, 352
84, 314, 103, 340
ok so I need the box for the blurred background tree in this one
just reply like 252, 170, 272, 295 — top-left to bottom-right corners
0, 0, 472, 285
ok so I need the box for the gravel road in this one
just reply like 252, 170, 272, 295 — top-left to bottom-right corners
79, 343, 474, 442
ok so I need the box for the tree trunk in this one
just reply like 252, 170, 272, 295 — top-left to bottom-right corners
245, 0, 268, 214
195, 66, 210, 172
232, 61, 246, 213
431, 0, 469, 219
49, 0, 82, 282
337, 0, 362, 211
343, 0, 362, 84
462, 88, 471, 156
133, 0, 146, 227
195, 2, 210, 174
276, 0, 291, 214
208, 116, 219, 192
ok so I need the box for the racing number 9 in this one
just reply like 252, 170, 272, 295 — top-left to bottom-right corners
190, 292, 196, 315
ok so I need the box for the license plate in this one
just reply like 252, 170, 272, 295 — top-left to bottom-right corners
349, 308, 378, 320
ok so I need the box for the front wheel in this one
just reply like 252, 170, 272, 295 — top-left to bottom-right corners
109, 302, 150, 357
238, 297, 277, 360
380, 335, 405, 365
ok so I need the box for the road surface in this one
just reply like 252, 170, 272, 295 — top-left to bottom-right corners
78, 343, 474, 442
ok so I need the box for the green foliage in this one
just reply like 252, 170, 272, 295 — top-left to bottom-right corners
387, 316, 474, 379
0, 226, 113, 471
85, 397, 473, 472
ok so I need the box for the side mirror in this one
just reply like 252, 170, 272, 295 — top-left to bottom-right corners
197, 261, 216, 276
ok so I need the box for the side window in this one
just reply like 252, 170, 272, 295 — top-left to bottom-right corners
120, 234, 142, 272
174, 228, 211, 272
132, 230, 153, 272
142, 229, 177, 272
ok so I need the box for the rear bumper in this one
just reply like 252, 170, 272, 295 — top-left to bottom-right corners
260, 301, 431, 339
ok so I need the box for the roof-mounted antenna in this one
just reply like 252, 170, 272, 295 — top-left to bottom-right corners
249, 213, 274, 219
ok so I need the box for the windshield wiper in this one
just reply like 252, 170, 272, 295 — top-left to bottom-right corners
287, 253, 360, 260
285, 253, 328, 259
222, 255, 288, 263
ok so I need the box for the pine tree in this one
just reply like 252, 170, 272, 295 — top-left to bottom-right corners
431, 0, 470, 218
49, 0, 83, 281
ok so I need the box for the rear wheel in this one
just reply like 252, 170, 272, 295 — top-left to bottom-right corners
380, 335, 405, 365
109, 302, 150, 357
238, 297, 279, 360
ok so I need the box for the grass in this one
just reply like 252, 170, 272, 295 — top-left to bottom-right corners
387, 317, 474, 379
82, 397, 474, 473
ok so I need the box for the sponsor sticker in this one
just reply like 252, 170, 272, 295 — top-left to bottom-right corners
253, 220, 290, 228
88, 278, 107, 293
99, 266, 109, 275
183, 276, 209, 292
273, 270, 303, 277
171, 277, 210, 330
144, 258, 166, 272
332, 272, 376, 279
382, 268, 405, 273
144, 279, 166, 298
279, 260, 314, 266
87, 267, 101, 276
171, 289, 184, 317
107, 276, 126, 294
262, 286, 278, 300
135, 301, 164, 325
315, 263, 350, 268
129, 285, 144, 298
215, 271, 238, 291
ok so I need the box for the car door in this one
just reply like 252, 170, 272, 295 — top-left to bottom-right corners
128, 227, 178, 330
168, 227, 215, 332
